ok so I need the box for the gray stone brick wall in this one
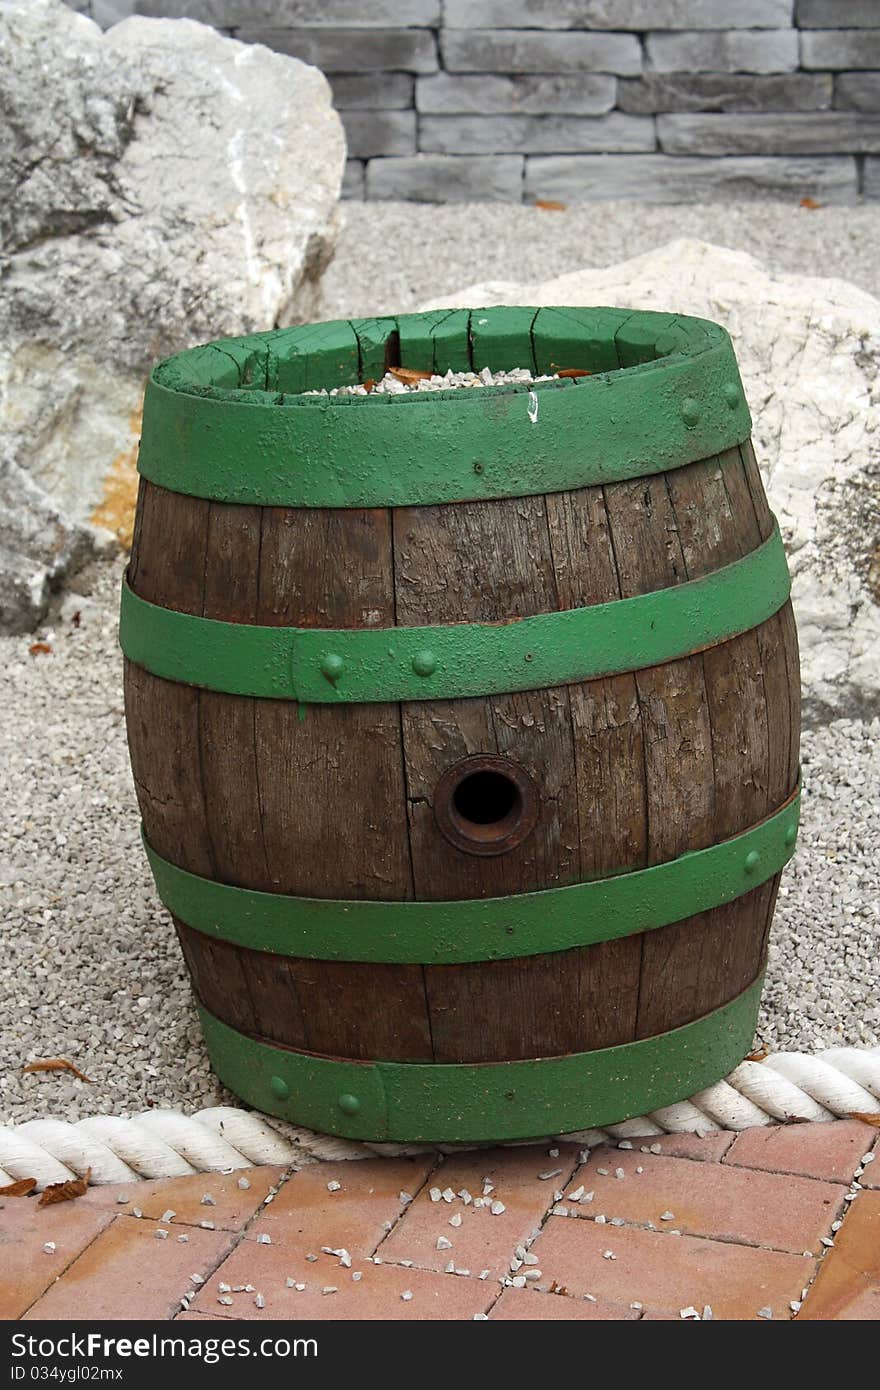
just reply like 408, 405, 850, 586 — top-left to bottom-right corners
72, 1, 880, 203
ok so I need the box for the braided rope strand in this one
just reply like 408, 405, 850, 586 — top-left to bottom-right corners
2, 1047, 878, 1189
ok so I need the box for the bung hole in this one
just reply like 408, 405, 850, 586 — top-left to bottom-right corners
452, 770, 520, 827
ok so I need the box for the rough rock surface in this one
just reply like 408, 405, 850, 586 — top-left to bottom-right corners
426, 240, 880, 722
0, 0, 344, 632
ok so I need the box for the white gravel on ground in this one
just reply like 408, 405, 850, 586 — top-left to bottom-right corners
1, 556, 877, 1125
321, 200, 880, 319
2, 199, 878, 1127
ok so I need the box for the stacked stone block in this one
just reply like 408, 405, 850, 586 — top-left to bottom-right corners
75, 1, 880, 202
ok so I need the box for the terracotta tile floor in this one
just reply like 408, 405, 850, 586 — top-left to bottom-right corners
3, 1121, 877, 1321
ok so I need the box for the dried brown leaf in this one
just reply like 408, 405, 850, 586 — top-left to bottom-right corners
363, 378, 377, 393
0, 1178, 37, 1197
38, 1169, 90, 1206
556, 368, 592, 379
28, 642, 52, 656
800, 196, 822, 210
746, 1046, 769, 1062
849, 1111, 880, 1127
23, 1058, 93, 1083
534, 199, 567, 212
388, 366, 432, 385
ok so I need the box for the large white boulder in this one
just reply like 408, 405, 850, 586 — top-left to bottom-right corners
427, 239, 880, 722
0, 0, 345, 631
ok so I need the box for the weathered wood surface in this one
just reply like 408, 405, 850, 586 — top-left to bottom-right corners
125, 440, 800, 1064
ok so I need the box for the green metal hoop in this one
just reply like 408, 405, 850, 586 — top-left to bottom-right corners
197, 974, 764, 1143
119, 524, 789, 705
145, 787, 799, 965
136, 307, 752, 509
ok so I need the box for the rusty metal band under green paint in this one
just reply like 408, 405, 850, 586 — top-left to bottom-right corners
196, 974, 764, 1143
119, 524, 789, 705
136, 306, 752, 509
144, 788, 799, 966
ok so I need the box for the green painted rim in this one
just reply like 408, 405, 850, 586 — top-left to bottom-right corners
119, 525, 789, 704
136, 307, 752, 509
146, 787, 799, 965
196, 974, 764, 1143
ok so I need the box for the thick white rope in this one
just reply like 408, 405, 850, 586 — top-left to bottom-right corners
2, 1047, 878, 1189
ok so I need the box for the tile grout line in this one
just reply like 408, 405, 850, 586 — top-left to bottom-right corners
370, 1153, 445, 1259
171, 1163, 300, 1321
558, 1205, 831, 1261
17, 1211, 117, 1321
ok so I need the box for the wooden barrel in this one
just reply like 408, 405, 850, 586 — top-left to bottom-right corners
121, 306, 801, 1143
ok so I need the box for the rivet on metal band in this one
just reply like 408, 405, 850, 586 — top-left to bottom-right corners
195, 974, 765, 1144
143, 784, 800, 966
119, 524, 791, 706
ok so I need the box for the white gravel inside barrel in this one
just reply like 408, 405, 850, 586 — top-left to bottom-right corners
304, 367, 557, 395
1, 553, 877, 1125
